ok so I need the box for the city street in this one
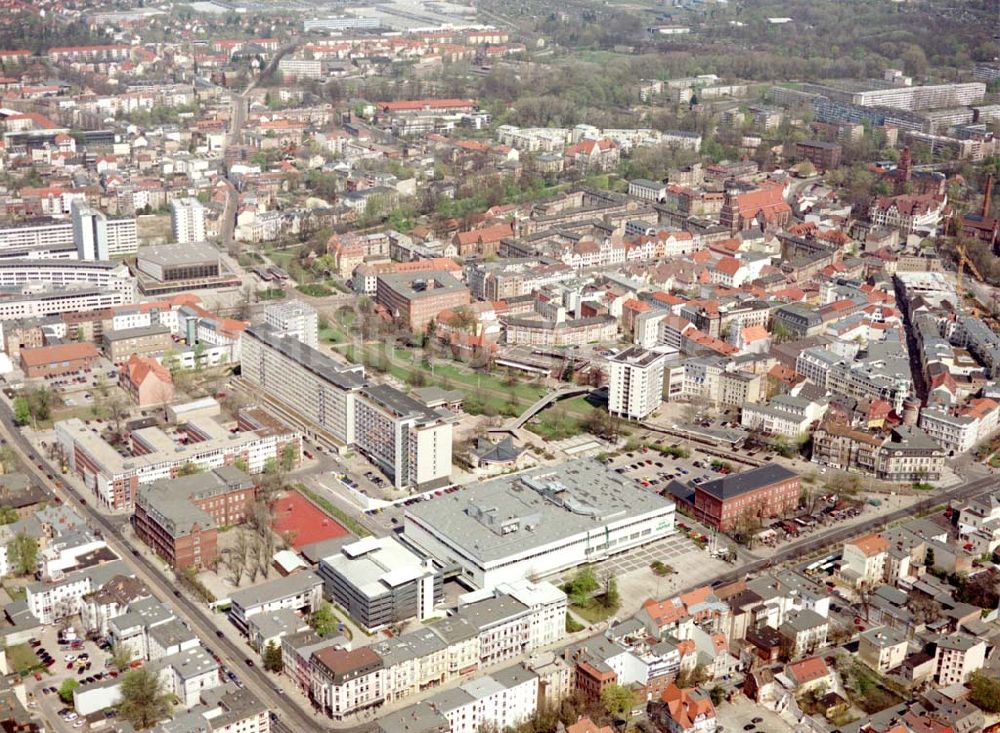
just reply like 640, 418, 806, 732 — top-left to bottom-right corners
0, 400, 342, 733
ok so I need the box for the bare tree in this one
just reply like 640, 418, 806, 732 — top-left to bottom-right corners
242, 529, 261, 583
228, 531, 252, 586
106, 393, 129, 439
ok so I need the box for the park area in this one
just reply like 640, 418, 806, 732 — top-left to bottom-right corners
322, 308, 549, 417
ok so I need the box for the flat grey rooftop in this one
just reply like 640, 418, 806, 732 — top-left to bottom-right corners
404, 458, 674, 564
244, 324, 365, 390
138, 242, 219, 267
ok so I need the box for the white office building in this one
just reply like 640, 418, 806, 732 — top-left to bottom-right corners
607, 346, 668, 420
0, 260, 137, 297
354, 385, 454, 491
404, 458, 676, 590
264, 300, 319, 348
0, 219, 75, 256
72, 201, 109, 260
318, 536, 440, 632
105, 217, 138, 257
240, 325, 366, 450
170, 198, 206, 244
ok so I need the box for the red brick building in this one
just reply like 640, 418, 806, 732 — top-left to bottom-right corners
675, 464, 800, 532
131, 466, 258, 570
795, 140, 843, 170
720, 184, 792, 233
375, 271, 471, 332
20, 342, 99, 378
563, 637, 624, 703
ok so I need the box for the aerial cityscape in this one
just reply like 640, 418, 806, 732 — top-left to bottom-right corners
0, 1, 997, 733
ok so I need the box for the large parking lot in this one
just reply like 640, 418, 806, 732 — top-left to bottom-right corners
608, 445, 875, 554
21, 624, 117, 732
608, 445, 741, 494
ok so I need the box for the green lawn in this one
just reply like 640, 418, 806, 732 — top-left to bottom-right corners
528, 409, 582, 441
319, 326, 346, 343
5, 643, 41, 674
332, 336, 547, 412
570, 601, 618, 624
561, 395, 599, 418
265, 249, 297, 270
297, 284, 333, 297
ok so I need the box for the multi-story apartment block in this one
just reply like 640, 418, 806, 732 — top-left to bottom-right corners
354, 385, 454, 491
264, 300, 319, 348
380, 665, 539, 733
305, 583, 565, 720
170, 198, 206, 244
71, 201, 108, 260
812, 422, 945, 481
825, 345, 913, 412
311, 647, 386, 721
278, 56, 324, 80
794, 140, 842, 169
0, 218, 76, 256
740, 395, 827, 438
27, 559, 131, 624
0, 259, 136, 297
629, 179, 667, 203
240, 325, 366, 450
841, 534, 889, 588
850, 83, 985, 111
503, 313, 618, 347
608, 346, 668, 420
918, 409, 979, 454
934, 634, 986, 685
858, 626, 908, 674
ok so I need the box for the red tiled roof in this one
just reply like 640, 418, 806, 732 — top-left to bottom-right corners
715, 257, 741, 276
378, 98, 476, 112
787, 657, 829, 686
454, 222, 512, 246
20, 342, 98, 367
872, 193, 942, 216
565, 138, 617, 156
662, 684, 716, 730
849, 533, 889, 557
123, 354, 171, 388
734, 184, 791, 220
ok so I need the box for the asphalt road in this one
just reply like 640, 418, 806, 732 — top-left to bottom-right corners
0, 402, 347, 733
220, 42, 299, 255
675, 472, 998, 594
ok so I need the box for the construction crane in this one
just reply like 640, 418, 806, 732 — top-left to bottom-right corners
955, 243, 986, 307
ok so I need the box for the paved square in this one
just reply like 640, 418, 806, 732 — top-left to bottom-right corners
550, 532, 736, 618
715, 695, 795, 733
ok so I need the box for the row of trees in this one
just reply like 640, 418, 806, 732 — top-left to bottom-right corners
222, 446, 297, 587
